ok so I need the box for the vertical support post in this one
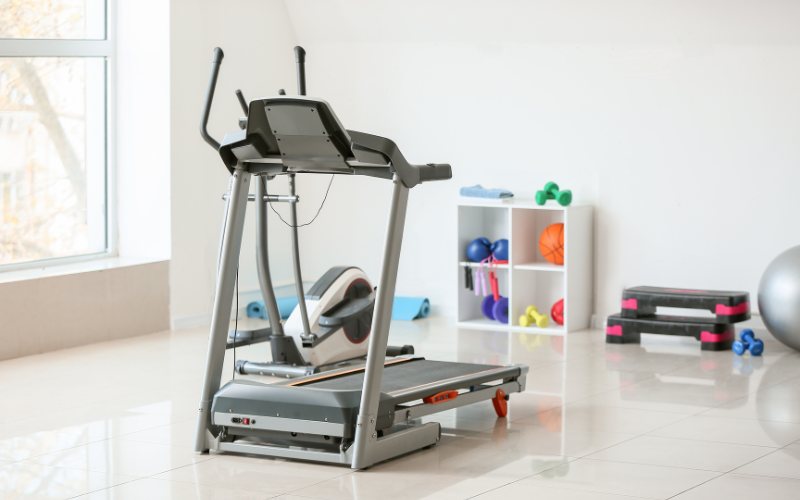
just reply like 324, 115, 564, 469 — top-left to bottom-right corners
351, 174, 410, 469
215, 176, 233, 280
288, 174, 312, 336
254, 175, 284, 336
194, 166, 251, 452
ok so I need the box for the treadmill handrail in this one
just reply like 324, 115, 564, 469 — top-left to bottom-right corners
348, 130, 451, 188
200, 47, 224, 151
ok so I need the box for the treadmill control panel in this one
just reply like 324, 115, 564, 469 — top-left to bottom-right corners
231, 417, 256, 425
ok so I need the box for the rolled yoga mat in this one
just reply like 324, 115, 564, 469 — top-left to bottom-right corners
247, 295, 430, 322
246, 296, 300, 321
392, 297, 430, 321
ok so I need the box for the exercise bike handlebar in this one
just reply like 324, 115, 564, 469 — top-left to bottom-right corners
200, 47, 225, 151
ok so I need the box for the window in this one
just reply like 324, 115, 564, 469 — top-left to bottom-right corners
0, 1, 111, 268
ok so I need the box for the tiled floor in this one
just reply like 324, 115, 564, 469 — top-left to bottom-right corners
1, 316, 800, 499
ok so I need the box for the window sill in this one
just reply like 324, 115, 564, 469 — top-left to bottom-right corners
0, 257, 169, 285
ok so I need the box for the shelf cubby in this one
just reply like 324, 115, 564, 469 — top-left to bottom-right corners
456, 199, 593, 334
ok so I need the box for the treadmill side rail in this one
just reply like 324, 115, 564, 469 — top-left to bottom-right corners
217, 441, 351, 464
392, 380, 522, 425
368, 423, 440, 465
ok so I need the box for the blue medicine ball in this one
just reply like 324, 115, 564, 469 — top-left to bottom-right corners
467, 237, 492, 262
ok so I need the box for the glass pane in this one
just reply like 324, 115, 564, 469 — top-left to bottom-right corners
0, 57, 107, 266
0, 0, 105, 39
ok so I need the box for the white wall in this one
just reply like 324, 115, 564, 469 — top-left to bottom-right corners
117, 0, 171, 260
169, 0, 299, 327
280, 0, 800, 319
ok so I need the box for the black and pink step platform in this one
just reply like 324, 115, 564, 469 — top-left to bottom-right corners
607, 286, 750, 351
620, 286, 751, 323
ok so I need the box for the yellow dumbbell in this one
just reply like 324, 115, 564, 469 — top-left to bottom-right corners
519, 305, 549, 328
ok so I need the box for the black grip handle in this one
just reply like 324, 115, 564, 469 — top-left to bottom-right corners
200, 47, 225, 150
417, 163, 452, 182
294, 46, 306, 95
234, 89, 248, 116
212, 47, 224, 64
294, 46, 306, 63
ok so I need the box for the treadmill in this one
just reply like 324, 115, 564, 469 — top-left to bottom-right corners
194, 47, 529, 469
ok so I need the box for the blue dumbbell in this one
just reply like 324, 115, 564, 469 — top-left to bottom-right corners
732, 329, 763, 356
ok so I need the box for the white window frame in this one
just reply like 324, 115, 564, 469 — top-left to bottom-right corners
0, 1, 117, 272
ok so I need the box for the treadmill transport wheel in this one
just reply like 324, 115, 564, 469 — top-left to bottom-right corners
492, 388, 508, 417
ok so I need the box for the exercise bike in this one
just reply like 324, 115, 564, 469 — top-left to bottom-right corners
211, 47, 412, 378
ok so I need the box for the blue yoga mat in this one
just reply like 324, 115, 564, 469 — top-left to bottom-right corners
246, 296, 300, 321
247, 295, 430, 322
392, 297, 430, 321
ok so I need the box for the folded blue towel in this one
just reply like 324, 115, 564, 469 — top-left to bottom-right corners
460, 184, 514, 199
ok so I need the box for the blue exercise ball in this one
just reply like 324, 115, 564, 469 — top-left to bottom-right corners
467, 237, 492, 262
491, 239, 509, 261
758, 245, 800, 352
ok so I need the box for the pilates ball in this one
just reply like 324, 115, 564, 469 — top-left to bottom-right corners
758, 245, 800, 352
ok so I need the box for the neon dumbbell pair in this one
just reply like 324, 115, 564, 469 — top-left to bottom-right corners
732, 329, 764, 356
535, 182, 572, 207
519, 306, 549, 328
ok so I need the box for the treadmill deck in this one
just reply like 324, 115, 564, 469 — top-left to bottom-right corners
290, 358, 508, 394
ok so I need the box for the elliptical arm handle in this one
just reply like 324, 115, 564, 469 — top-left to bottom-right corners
200, 47, 224, 150
294, 46, 306, 96
234, 89, 248, 116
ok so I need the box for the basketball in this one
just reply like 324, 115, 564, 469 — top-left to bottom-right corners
539, 223, 564, 265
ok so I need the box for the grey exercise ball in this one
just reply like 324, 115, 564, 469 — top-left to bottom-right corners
758, 245, 800, 352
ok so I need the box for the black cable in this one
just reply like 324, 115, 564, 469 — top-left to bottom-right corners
264, 175, 335, 228
232, 265, 239, 380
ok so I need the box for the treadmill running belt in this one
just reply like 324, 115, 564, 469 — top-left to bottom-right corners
300, 359, 505, 394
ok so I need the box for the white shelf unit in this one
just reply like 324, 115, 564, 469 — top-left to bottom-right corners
456, 199, 593, 334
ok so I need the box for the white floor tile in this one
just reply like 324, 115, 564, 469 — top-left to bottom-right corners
649, 415, 800, 447
116, 419, 197, 448
732, 443, 800, 480
0, 430, 92, 462
22, 439, 215, 477
585, 435, 775, 472
522, 458, 721, 500
71, 477, 273, 499
0, 462, 137, 500
701, 395, 800, 423
472, 482, 651, 500
290, 445, 572, 500
152, 454, 349, 495
670, 473, 800, 500
517, 401, 690, 435
3, 318, 800, 500
451, 421, 636, 458
757, 377, 800, 401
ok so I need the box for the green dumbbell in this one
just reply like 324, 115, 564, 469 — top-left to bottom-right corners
535, 182, 572, 206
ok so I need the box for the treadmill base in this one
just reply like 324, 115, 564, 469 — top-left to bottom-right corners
213, 422, 440, 467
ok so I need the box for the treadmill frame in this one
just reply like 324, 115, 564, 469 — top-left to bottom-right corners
195, 170, 450, 468
194, 79, 511, 469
